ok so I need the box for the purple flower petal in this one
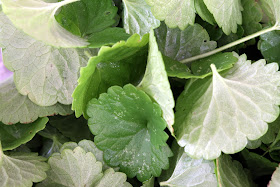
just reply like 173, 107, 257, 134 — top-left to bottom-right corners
0, 49, 13, 83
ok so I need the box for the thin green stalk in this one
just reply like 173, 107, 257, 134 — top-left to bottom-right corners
180, 25, 279, 64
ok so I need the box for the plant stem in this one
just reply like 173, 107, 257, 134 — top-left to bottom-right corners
180, 25, 278, 64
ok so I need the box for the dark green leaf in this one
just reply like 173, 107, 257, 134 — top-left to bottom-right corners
259, 30, 280, 64
49, 115, 93, 142
154, 22, 217, 61
240, 149, 278, 179
0, 118, 48, 151
87, 84, 173, 182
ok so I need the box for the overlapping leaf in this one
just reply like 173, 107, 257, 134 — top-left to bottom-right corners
260, 0, 280, 25
0, 118, 48, 151
216, 154, 254, 187
138, 30, 174, 134
0, 12, 91, 106
160, 145, 217, 187
0, 77, 72, 125
174, 53, 280, 159
269, 164, 280, 187
72, 34, 148, 118
0, 144, 49, 187
87, 84, 173, 182
123, 0, 160, 36
39, 146, 131, 187
145, 0, 196, 30
1, 0, 88, 47
204, 0, 243, 35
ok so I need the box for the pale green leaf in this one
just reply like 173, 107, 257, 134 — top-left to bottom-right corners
160, 146, 217, 187
204, 0, 243, 35
269, 164, 280, 187
174, 53, 280, 159
145, 0, 195, 30
216, 154, 254, 187
123, 0, 160, 36
155, 23, 217, 61
0, 77, 72, 125
0, 117, 48, 151
39, 146, 131, 187
138, 30, 175, 134
141, 177, 154, 187
87, 84, 173, 182
0, 12, 91, 106
260, 0, 280, 25
60, 140, 112, 171
0, 145, 49, 187
1, 0, 88, 47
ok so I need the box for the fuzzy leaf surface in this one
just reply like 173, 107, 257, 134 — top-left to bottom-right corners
174, 53, 280, 159
0, 77, 72, 125
204, 0, 243, 35
145, 0, 195, 30
123, 0, 160, 36
160, 146, 217, 187
0, 12, 90, 106
87, 84, 172, 182
0, 148, 49, 187
39, 146, 131, 187
1, 0, 88, 47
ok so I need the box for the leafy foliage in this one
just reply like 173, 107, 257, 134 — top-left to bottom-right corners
2, 0, 280, 186
175, 53, 280, 159
87, 84, 172, 181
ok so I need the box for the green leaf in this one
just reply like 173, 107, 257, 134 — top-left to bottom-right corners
241, 0, 263, 37
194, 0, 215, 25
154, 23, 217, 61
39, 146, 131, 187
269, 164, 280, 187
160, 145, 217, 187
204, 0, 243, 35
87, 27, 130, 48
49, 115, 93, 142
0, 12, 92, 106
0, 118, 48, 151
260, 0, 280, 25
60, 140, 112, 171
0, 77, 72, 125
145, 0, 196, 30
87, 84, 173, 182
138, 30, 175, 134
240, 149, 278, 179
141, 177, 154, 187
72, 34, 148, 118
1, 0, 88, 48
56, 0, 118, 36
123, 0, 160, 36
0, 144, 49, 187
174, 53, 280, 159
163, 52, 238, 79
216, 154, 254, 187
259, 30, 280, 64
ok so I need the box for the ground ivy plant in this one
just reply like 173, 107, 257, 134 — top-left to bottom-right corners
1, 0, 280, 186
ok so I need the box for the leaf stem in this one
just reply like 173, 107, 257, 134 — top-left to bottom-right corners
180, 25, 279, 64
